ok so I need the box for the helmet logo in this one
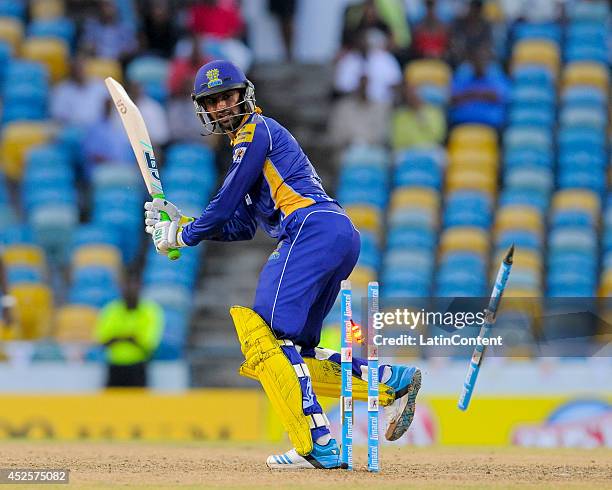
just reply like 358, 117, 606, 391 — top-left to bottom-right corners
206, 68, 222, 88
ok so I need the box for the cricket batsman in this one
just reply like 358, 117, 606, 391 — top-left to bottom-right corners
144, 60, 421, 469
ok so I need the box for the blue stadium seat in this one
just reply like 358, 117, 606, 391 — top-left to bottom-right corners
562, 85, 606, 107
504, 127, 552, 152
496, 229, 541, 251
565, 43, 608, 63
69, 284, 120, 309
0, 0, 25, 19
0, 225, 33, 245
342, 145, 390, 168
551, 209, 596, 228
558, 168, 606, 194
568, 1, 609, 22
5, 60, 49, 85
72, 224, 122, 251
509, 107, 554, 128
549, 227, 597, 254
513, 22, 562, 45
560, 106, 607, 129
383, 249, 434, 273
513, 65, 554, 87
504, 148, 553, 171
126, 55, 170, 103
394, 154, 442, 189
7, 265, 42, 285
499, 188, 548, 213
27, 18, 76, 48
511, 85, 555, 107
153, 307, 188, 360
387, 227, 436, 250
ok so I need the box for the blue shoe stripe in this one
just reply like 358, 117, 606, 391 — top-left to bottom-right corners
281, 454, 289, 464
274, 455, 281, 464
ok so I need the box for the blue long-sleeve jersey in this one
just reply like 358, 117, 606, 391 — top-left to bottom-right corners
181, 112, 336, 245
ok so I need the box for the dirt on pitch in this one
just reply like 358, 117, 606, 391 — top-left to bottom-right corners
0, 442, 611, 489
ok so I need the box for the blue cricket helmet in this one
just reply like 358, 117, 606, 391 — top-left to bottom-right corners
192, 60, 256, 134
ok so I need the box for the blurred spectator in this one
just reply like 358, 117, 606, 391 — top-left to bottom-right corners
328, 75, 389, 150
268, 0, 297, 61
185, 0, 252, 72
168, 78, 206, 143
124, 82, 170, 147
138, 0, 178, 58
95, 275, 163, 388
449, 0, 493, 66
449, 46, 509, 130
187, 0, 244, 39
342, 0, 410, 58
83, 98, 134, 170
50, 55, 108, 126
391, 82, 446, 151
81, 0, 138, 62
411, 0, 449, 59
168, 35, 208, 97
334, 29, 402, 104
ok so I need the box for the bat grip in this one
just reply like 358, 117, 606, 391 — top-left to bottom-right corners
154, 193, 180, 261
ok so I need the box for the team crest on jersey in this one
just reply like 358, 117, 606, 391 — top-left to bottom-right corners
233, 146, 247, 163
206, 68, 222, 88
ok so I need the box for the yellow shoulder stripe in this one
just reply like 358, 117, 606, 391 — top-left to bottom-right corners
263, 159, 315, 217
233, 123, 256, 145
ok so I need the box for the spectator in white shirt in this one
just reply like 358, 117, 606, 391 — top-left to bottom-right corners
334, 28, 402, 104
50, 55, 108, 126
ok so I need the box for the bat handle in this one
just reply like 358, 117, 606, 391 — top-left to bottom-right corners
154, 193, 180, 261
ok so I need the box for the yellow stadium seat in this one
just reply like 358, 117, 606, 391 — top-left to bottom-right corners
10, 283, 53, 339
0, 17, 23, 53
448, 124, 498, 154
349, 266, 377, 289
345, 205, 383, 235
72, 244, 122, 276
512, 40, 560, 77
54, 305, 98, 342
30, 0, 65, 19
495, 248, 542, 272
3, 244, 46, 272
0, 121, 55, 180
448, 150, 499, 170
439, 227, 489, 256
504, 287, 542, 298
551, 189, 600, 217
446, 171, 496, 194
22, 37, 69, 82
600, 269, 612, 288
389, 187, 439, 212
563, 62, 609, 93
84, 57, 123, 82
495, 206, 544, 235
404, 59, 451, 88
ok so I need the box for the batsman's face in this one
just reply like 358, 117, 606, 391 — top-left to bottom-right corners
204, 89, 242, 131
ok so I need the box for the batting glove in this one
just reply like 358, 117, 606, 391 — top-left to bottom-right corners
144, 198, 194, 254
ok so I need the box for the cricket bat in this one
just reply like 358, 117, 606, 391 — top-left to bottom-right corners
104, 77, 180, 260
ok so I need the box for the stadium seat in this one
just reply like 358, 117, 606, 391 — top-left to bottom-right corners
552, 190, 600, 219
513, 21, 562, 45
439, 227, 489, 256
563, 62, 609, 93
505, 167, 553, 195
568, 0, 609, 21
512, 39, 560, 77
27, 18, 76, 48
3, 244, 46, 272
389, 187, 439, 213
72, 244, 122, 278
448, 150, 498, 169
495, 205, 544, 236
30, 0, 65, 20
21, 37, 69, 82
0, 121, 55, 180
6, 265, 42, 285
345, 205, 383, 236
0, 16, 23, 52
448, 124, 498, 154
84, 57, 122, 82
404, 59, 451, 88
54, 305, 98, 342
446, 170, 496, 195
10, 282, 53, 339
92, 164, 140, 189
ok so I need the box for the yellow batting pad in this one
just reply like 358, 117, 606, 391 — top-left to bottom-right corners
240, 357, 395, 407
230, 306, 313, 456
